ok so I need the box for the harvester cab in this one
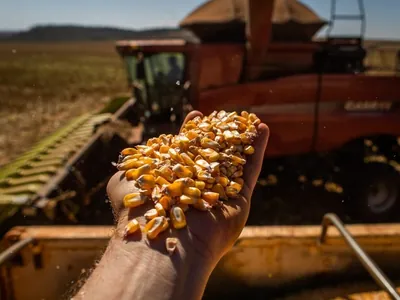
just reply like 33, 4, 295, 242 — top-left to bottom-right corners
116, 40, 192, 140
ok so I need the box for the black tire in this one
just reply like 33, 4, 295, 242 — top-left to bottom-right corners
345, 162, 400, 223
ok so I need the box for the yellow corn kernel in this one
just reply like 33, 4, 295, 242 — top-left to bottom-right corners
173, 164, 193, 178
199, 122, 212, 132
230, 155, 246, 166
124, 219, 140, 236
166, 180, 184, 197
206, 183, 214, 189
144, 216, 167, 239
155, 176, 171, 186
180, 152, 195, 166
175, 177, 195, 187
178, 203, 189, 212
202, 192, 220, 205
199, 148, 220, 162
226, 186, 239, 198
151, 185, 162, 201
125, 164, 151, 181
195, 180, 206, 190
244, 145, 255, 155
117, 159, 140, 170
170, 206, 187, 229
217, 110, 227, 119
241, 111, 249, 118
144, 209, 158, 220
193, 199, 210, 211
159, 195, 172, 210
122, 153, 142, 162
178, 136, 190, 149
155, 202, 166, 217
240, 133, 252, 144
169, 148, 184, 164
210, 162, 220, 174
183, 187, 201, 198
160, 145, 170, 153
187, 151, 196, 160
223, 130, 234, 143
184, 121, 197, 130
200, 137, 220, 150
196, 159, 210, 170
141, 146, 154, 157
137, 174, 156, 190
230, 181, 243, 193
217, 176, 229, 187
123, 192, 146, 208
197, 171, 214, 182
179, 194, 198, 205
234, 115, 248, 124
212, 183, 228, 200
121, 148, 139, 156
159, 165, 174, 182
187, 130, 198, 140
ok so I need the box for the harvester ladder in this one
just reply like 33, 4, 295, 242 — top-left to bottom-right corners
327, 0, 366, 40
319, 213, 400, 300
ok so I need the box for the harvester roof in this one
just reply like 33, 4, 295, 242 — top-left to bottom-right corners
179, 0, 327, 42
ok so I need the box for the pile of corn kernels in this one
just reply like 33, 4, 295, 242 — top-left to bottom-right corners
115, 110, 260, 248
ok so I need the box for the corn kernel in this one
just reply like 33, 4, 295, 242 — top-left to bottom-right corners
180, 194, 197, 205
166, 237, 178, 255
175, 177, 195, 187
166, 180, 184, 197
159, 195, 172, 210
200, 137, 220, 150
171, 207, 187, 229
199, 148, 220, 162
195, 159, 210, 170
160, 145, 170, 153
212, 183, 228, 200
152, 185, 162, 201
217, 176, 229, 187
195, 180, 206, 190
173, 164, 193, 178
144, 216, 167, 239
226, 186, 239, 198
144, 209, 158, 220
169, 148, 184, 164
121, 148, 139, 156
159, 165, 174, 182
126, 164, 152, 181
155, 202, 166, 217
244, 145, 255, 155
202, 192, 220, 205
137, 174, 156, 190
193, 199, 210, 211
183, 187, 201, 198
156, 176, 171, 186
124, 219, 140, 236
180, 153, 195, 166
123, 192, 146, 208
230, 181, 243, 193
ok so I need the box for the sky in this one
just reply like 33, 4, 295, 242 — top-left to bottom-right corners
0, 0, 399, 40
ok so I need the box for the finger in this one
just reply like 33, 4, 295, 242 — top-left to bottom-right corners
180, 110, 203, 132
242, 123, 270, 200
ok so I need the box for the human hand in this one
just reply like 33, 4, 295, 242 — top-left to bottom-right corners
106, 110, 269, 267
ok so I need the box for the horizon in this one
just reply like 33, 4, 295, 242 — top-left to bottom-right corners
1, 0, 400, 40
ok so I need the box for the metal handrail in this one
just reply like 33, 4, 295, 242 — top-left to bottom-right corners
0, 237, 35, 267
319, 213, 400, 300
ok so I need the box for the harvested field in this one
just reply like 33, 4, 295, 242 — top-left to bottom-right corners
0, 42, 129, 166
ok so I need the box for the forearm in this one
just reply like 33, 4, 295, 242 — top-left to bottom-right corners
74, 217, 211, 300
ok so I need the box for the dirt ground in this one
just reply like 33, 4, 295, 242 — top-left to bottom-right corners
0, 42, 128, 167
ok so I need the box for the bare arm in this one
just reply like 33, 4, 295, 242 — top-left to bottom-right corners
73, 213, 212, 300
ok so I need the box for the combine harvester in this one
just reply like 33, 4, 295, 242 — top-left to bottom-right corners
1, 0, 400, 299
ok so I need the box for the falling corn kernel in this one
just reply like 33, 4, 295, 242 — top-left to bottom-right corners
166, 237, 178, 255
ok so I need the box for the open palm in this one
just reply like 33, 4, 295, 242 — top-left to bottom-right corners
106, 111, 269, 266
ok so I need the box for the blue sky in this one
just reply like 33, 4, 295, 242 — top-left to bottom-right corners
1, 0, 399, 39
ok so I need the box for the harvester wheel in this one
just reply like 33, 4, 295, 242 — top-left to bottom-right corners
346, 162, 400, 222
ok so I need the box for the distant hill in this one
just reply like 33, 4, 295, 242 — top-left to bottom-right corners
0, 25, 200, 42
0, 31, 17, 38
